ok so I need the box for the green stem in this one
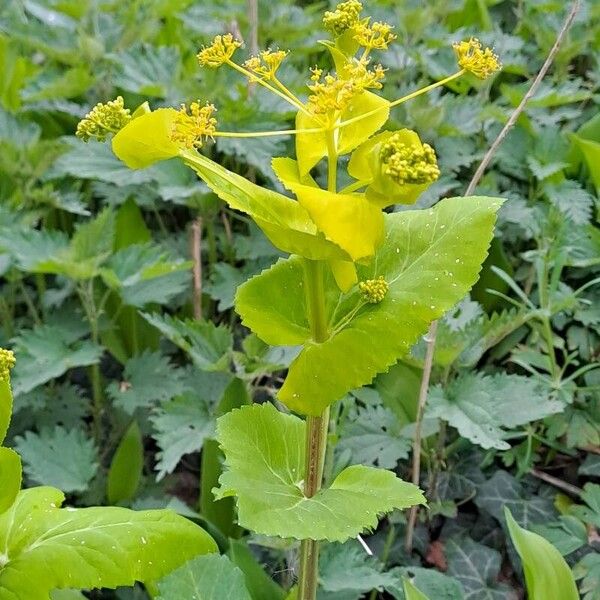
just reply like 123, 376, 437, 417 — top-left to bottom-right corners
325, 129, 338, 192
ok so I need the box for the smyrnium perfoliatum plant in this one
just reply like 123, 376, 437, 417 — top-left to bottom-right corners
77, 2, 502, 597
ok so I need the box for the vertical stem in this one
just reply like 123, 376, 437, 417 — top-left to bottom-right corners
325, 129, 337, 192
191, 218, 203, 320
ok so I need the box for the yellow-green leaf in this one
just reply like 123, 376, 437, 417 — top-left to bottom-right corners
0, 448, 21, 515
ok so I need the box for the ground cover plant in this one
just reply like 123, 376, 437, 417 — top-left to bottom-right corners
0, 0, 598, 598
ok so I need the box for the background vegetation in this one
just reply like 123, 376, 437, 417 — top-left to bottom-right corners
0, 0, 599, 598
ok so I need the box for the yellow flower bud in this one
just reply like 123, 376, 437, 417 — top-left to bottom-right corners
452, 37, 501, 79
76, 96, 131, 142
380, 133, 440, 185
359, 276, 388, 304
0, 348, 15, 383
171, 102, 217, 149
323, 0, 363, 36
197, 34, 242, 68
244, 49, 288, 80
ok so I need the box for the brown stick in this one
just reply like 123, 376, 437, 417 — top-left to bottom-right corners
405, 0, 581, 553
530, 468, 583, 497
191, 218, 203, 320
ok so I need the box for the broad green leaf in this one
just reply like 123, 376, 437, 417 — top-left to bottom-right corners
572, 135, 600, 192
427, 373, 564, 450
107, 421, 144, 505
236, 196, 502, 415
0, 448, 20, 515
403, 578, 429, 600
114, 198, 151, 249
505, 508, 579, 600
141, 312, 232, 371
0, 487, 217, 599
181, 151, 348, 261
0, 378, 12, 444
215, 403, 424, 541
15, 426, 98, 493
156, 554, 251, 600
295, 91, 389, 176
112, 108, 181, 169
106, 351, 187, 414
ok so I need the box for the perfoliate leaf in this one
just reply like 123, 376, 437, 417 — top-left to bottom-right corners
0, 448, 20, 515
0, 487, 217, 599
107, 421, 144, 505
15, 426, 98, 493
156, 554, 251, 600
182, 151, 348, 261
141, 312, 232, 371
427, 373, 564, 450
236, 196, 502, 415
215, 403, 424, 541
505, 508, 579, 600
0, 378, 12, 445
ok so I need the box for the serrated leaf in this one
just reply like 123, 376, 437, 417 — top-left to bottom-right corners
215, 403, 424, 541
156, 554, 251, 600
0, 487, 217, 599
151, 393, 214, 480
107, 351, 187, 414
141, 313, 232, 371
107, 421, 144, 505
505, 508, 578, 600
236, 196, 502, 415
427, 373, 563, 450
15, 426, 98, 493
544, 180, 593, 225
11, 324, 102, 396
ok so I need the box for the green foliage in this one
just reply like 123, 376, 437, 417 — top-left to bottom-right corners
215, 403, 424, 541
107, 421, 144, 504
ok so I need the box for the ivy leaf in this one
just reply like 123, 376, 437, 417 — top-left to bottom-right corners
0, 487, 217, 599
106, 351, 187, 414
156, 554, 251, 600
475, 471, 556, 530
215, 403, 424, 542
427, 374, 563, 450
14, 426, 98, 493
141, 312, 232, 371
445, 536, 515, 600
236, 196, 502, 415
151, 393, 214, 480
11, 324, 102, 396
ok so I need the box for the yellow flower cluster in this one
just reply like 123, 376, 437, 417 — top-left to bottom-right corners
453, 37, 501, 79
197, 34, 242, 68
354, 21, 396, 51
0, 348, 15, 383
359, 276, 389, 304
76, 96, 131, 142
171, 102, 217, 149
323, 0, 363, 36
380, 134, 440, 185
345, 59, 385, 90
244, 49, 288, 80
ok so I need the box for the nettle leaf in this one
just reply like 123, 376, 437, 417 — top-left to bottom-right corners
141, 312, 232, 371
0, 229, 68, 272
0, 487, 217, 599
101, 244, 192, 307
107, 350, 187, 414
445, 536, 515, 600
15, 426, 98, 493
151, 393, 214, 480
11, 324, 102, 396
215, 403, 424, 541
544, 180, 594, 225
505, 508, 579, 600
475, 471, 555, 530
427, 373, 563, 450
156, 554, 251, 600
236, 196, 502, 415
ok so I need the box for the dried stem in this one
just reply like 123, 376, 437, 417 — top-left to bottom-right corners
530, 468, 582, 497
191, 218, 203, 320
404, 0, 581, 553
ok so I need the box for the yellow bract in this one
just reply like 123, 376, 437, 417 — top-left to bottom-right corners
453, 37, 501, 79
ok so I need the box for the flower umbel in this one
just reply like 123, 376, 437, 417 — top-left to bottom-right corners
244, 49, 288, 80
359, 276, 388, 304
0, 348, 15, 383
323, 0, 363, 36
380, 133, 440, 185
171, 102, 217, 149
453, 37, 501, 79
76, 96, 131, 142
197, 34, 242, 68
354, 21, 396, 51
